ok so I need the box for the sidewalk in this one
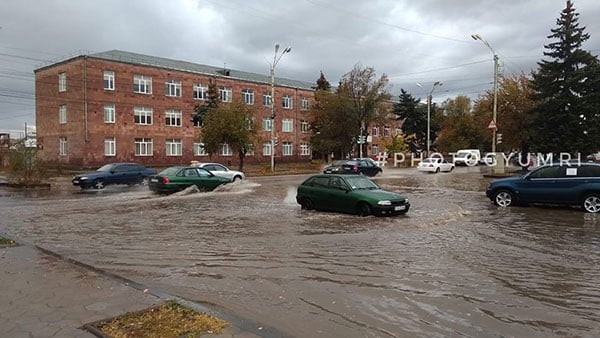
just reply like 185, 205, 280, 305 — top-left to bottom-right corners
0, 242, 263, 338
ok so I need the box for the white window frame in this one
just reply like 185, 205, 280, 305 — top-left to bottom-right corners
263, 92, 272, 107
242, 89, 254, 105
133, 75, 152, 94
165, 80, 182, 97
282, 142, 293, 156
282, 118, 293, 133
165, 109, 182, 127
300, 143, 311, 156
383, 126, 391, 137
103, 71, 115, 91
282, 95, 292, 109
59, 105, 67, 124
372, 144, 379, 156
166, 138, 182, 156
301, 120, 310, 133
193, 83, 208, 100
134, 107, 153, 125
135, 138, 153, 156
59, 137, 67, 156
219, 87, 232, 102
300, 97, 309, 110
104, 104, 115, 123
58, 73, 66, 92
219, 143, 232, 156
262, 117, 273, 131
245, 144, 255, 156
262, 142, 272, 156
104, 137, 116, 156
194, 142, 208, 156
372, 126, 379, 137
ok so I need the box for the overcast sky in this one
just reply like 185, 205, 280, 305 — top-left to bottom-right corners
1, 0, 599, 137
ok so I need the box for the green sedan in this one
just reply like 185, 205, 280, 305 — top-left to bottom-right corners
296, 174, 410, 216
148, 166, 231, 194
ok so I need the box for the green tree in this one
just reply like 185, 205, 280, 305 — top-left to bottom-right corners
393, 89, 425, 153
201, 100, 257, 170
530, 0, 599, 154
7, 140, 47, 184
436, 96, 482, 152
192, 78, 219, 127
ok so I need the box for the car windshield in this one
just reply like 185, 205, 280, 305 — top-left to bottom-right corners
345, 176, 380, 190
97, 164, 117, 172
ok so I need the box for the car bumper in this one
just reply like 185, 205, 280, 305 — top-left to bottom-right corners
373, 203, 410, 216
417, 167, 436, 172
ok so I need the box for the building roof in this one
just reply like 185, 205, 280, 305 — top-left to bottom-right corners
86, 50, 315, 91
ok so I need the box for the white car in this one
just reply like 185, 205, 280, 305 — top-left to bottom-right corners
417, 158, 455, 173
191, 162, 245, 181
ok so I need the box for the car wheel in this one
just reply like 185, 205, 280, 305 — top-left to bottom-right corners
493, 190, 514, 207
356, 202, 371, 217
140, 177, 150, 186
93, 179, 105, 190
583, 194, 600, 213
232, 175, 242, 182
435, 167, 440, 173
449, 166, 454, 172
300, 197, 314, 210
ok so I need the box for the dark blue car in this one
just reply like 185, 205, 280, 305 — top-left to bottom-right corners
486, 162, 600, 213
72, 162, 157, 189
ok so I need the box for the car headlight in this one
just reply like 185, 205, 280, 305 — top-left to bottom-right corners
378, 200, 392, 206
79, 176, 88, 180
404, 198, 409, 204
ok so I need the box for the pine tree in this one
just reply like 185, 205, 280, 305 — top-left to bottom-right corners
530, 0, 599, 154
192, 77, 219, 127
393, 89, 425, 153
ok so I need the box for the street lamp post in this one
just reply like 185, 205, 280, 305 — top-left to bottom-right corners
416, 81, 442, 156
471, 34, 499, 155
269, 44, 291, 172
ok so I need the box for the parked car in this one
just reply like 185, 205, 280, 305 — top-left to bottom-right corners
453, 149, 481, 166
417, 157, 455, 173
485, 162, 600, 213
148, 166, 231, 194
191, 162, 245, 181
296, 174, 410, 216
323, 159, 382, 177
72, 162, 157, 189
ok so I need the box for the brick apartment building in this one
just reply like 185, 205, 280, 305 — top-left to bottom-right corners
34, 50, 317, 168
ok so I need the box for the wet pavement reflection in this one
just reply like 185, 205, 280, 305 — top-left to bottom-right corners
1, 166, 599, 337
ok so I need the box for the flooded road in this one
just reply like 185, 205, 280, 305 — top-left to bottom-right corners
1, 167, 600, 337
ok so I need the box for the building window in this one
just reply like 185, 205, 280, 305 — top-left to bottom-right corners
165, 109, 182, 127
372, 144, 379, 156
262, 142, 272, 156
282, 118, 293, 132
262, 117, 273, 131
219, 87, 232, 102
103, 71, 115, 90
59, 137, 67, 156
194, 142, 207, 156
245, 144, 255, 156
282, 95, 292, 109
59, 105, 67, 124
135, 138, 153, 156
300, 97, 309, 110
58, 73, 66, 92
263, 92, 272, 107
134, 107, 153, 125
301, 120, 310, 133
104, 104, 115, 123
193, 83, 207, 100
219, 143, 232, 156
166, 138, 182, 156
371, 126, 379, 137
104, 137, 116, 156
133, 75, 152, 94
165, 80, 182, 97
383, 126, 391, 137
282, 142, 293, 156
242, 89, 254, 105
300, 143, 311, 156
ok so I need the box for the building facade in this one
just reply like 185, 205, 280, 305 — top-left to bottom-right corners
34, 50, 316, 168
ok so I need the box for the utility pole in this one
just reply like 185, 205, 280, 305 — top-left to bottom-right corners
269, 44, 291, 172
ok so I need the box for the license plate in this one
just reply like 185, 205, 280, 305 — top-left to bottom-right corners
394, 205, 406, 211
150, 178, 158, 182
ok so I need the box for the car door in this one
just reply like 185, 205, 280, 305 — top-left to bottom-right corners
516, 166, 567, 203
326, 176, 352, 212
208, 164, 232, 180
359, 160, 376, 176
110, 164, 131, 185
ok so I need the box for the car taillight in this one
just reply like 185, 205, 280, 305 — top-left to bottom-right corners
162, 177, 170, 184
353, 165, 358, 172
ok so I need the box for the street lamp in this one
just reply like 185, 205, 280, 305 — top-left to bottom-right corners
416, 81, 442, 155
269, 43, 291, 172
471, 33, 499, 155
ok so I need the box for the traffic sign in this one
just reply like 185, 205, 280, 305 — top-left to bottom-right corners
487, 119, 497, 130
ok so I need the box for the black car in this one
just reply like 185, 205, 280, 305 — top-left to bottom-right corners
72, 162, 157, 189
486, 162, 600, 213
323, 159, 383, 177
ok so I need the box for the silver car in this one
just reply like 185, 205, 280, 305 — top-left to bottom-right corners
191, 162, 245, 181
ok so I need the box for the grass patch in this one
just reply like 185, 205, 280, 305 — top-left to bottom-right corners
0, 237, 16, 247
94, 301, 228, 338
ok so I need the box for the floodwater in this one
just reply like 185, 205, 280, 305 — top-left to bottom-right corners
1, 167, 600, 337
